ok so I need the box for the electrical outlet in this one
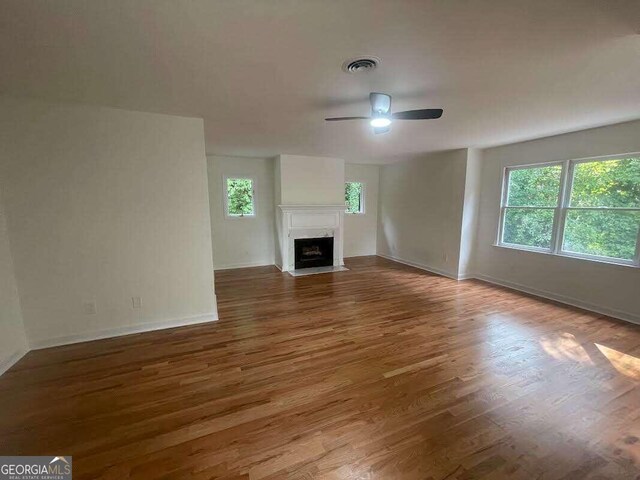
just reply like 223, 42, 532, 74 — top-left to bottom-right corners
132, 296, 142, 309
83, 300, 97, 315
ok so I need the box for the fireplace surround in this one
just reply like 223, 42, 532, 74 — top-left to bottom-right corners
276, 205, 345, 272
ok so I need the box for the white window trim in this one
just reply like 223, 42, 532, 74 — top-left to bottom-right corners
496, 152, 640, 268
345, 181, 366, 215
223, 175, 257, 219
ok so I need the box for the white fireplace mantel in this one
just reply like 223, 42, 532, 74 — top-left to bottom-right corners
277, 205, 345, 272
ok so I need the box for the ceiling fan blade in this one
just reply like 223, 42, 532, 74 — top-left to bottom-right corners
373, 126, 390, 135
392, 109, 443, 120
370, 92, 391, 115
325, 116, 370, 121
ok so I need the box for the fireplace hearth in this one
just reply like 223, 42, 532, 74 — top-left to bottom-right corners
294, 237, 334, 269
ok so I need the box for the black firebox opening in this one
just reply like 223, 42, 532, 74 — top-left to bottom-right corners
294, 237, 334, 269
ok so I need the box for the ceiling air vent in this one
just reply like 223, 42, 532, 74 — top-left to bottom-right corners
342, 56, 380, 73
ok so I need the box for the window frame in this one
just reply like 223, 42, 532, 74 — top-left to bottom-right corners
497, 153, 640, 267
497, 160, 564, 253
223, 175, 257, 219
345, 181, 366, 215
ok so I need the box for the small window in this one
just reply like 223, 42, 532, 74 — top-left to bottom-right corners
500, 164, 562, 250
224, 177, 255, 217
345, 182, 364, 214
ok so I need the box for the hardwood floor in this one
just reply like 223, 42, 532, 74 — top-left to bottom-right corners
1, 256, 639, 479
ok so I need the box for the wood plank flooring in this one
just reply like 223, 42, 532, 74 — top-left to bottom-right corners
1, 256, 639, 479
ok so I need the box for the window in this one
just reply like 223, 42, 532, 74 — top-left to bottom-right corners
345, 182, 364, 214
498, 155, 640, 266
501, 164, 562, 249
562, 158, 639, 261
224, 177, 255, 217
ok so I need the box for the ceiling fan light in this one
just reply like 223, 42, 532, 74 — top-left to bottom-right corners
370, 117, 391, 128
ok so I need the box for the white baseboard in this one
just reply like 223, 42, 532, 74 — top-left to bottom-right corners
344, 253, 377, 259
457, 273, 474, 280
214, 260, 275, 271
473, 273, 640, 325
0, 347, 29, 376
376, 253, 461, 280
30, 312, 219, 350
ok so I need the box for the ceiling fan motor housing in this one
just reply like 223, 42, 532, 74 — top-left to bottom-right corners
370, 92, 392, 117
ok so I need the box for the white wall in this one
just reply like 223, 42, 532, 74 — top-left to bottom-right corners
0, 186, 28, 373
377, 150, 468, 278
474, 120, 640, 323
277, 155, 345, 205
274, 158, 283, 268
344, 164, 379, 257
207, 155, 275, 269
0, 96, 217, 348
458, 148, 482, 278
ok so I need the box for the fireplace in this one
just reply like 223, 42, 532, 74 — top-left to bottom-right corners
294, 237, 334, 270
277, 205, 344, 272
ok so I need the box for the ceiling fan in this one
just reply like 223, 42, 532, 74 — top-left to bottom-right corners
325, 92, 443, 134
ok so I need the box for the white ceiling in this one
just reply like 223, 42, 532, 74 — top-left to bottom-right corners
1, 0, 639, 164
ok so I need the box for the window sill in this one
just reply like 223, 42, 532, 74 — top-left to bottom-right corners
345, 212, 365, 215
225, 214, 256, 220
492, 243, 638, 269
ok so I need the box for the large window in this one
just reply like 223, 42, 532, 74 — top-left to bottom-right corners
345, 182, 364, 214
498, 155, 640, 266
224, 176, 255, 217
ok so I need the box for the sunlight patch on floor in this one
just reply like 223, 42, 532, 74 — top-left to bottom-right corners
595, 343, 640, 380
540, 332, 593, 365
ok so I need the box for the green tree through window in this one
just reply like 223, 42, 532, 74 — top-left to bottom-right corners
562, 158, 640, 260
345, 182, 363, 214
502, 165, 562, 249
226, 178, 254, 216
